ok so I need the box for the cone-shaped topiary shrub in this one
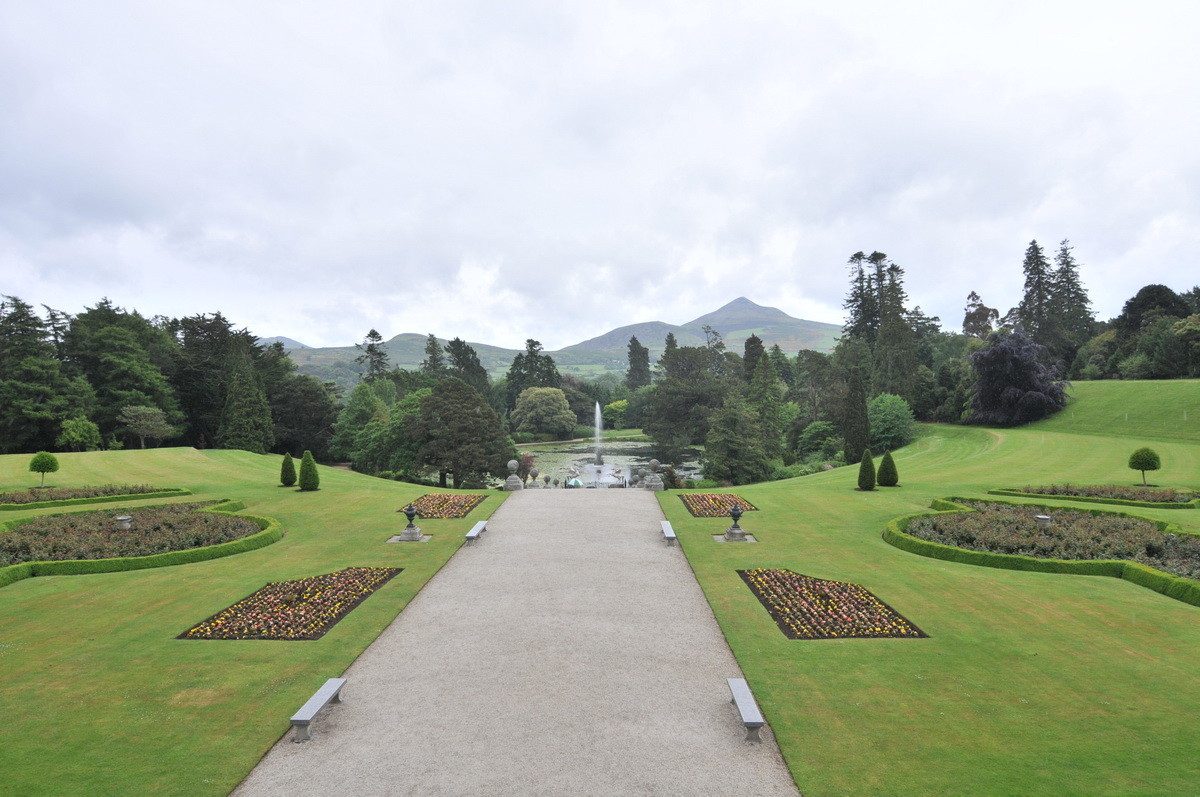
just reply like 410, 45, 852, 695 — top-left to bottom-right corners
298, 450, 320, 491
280, 452, 296, 487
857, 448, 876, 491
877, 449, 898, 487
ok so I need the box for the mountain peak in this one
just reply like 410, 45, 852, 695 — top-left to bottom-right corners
684, 297, 796, 331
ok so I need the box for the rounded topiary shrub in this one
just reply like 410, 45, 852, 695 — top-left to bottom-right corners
280, 452, 297, 487
298, 450, 320, 492
1128, 447, 1161, 486
877, 450, 899, 487
29, 451, 60, 487
857, 449, 876, 491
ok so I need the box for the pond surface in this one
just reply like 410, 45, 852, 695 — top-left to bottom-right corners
516, 439, 703, 488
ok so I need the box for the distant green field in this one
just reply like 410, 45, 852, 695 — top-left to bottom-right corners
1033, 379, 1200, 443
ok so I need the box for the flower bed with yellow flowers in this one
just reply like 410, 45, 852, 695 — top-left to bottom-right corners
178, 567, 402, 641
410, 493, 487, 519
738, 568, 927, 640
679, 493, 758, 518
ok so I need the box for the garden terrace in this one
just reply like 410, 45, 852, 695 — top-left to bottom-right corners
180, 567, 402, 641
994, 484, 1199, 507
0, 502, 260, 566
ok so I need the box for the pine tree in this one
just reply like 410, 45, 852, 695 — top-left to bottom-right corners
857, 448, 876, 491
298, 449, 320, 491
445, 337, 490, 395
420, 333, 447, 375
742, 334, 765, 382
280, 452, 296, 487
505, 339, 560, 409
746, 353, 784, 458
877, 449, 898, 487
873, 263, 917, 401
217, 354, 274, 454
1017, 240, 1055, 343
838, 339, 872, 465
354, 329, 390, 382
625, 336, 651, 389
1051, 239, 1094, 355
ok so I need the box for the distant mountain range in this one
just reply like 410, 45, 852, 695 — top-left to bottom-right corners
276, 297, 840, 391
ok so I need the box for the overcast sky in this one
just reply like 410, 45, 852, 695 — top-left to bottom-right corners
3, 1, 1198, 350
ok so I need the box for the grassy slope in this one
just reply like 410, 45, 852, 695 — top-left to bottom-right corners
1032, 379, 1200, 443
664, 382, 1200, 796
0, 449, 500, 796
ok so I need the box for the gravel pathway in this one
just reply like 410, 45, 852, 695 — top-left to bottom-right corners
234, 489, 799, 796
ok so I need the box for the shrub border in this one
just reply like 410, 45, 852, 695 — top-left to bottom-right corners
988, 488, 1199, 510
0, 499, 283, 590
0, 488, 193, 511
882, 497, 1200, 608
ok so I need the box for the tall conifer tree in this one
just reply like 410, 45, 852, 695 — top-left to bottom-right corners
625, 336, 651, 389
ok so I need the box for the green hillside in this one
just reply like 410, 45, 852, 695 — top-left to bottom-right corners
1032, 379, 1200, 443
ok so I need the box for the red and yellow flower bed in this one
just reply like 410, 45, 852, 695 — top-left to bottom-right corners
410, 493, 486, 519
179, 567, 402, 641
738, 568, 927, 640
679, 493, 758, 518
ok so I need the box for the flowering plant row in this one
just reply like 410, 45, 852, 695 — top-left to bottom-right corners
0, 484, 165, 504
410, 493, 486, 519
0, 503, 259, 566
679, 493, 758, 518
1018, 484, 1198, 503
738, 568, 927, 640
179, 567, 402, 641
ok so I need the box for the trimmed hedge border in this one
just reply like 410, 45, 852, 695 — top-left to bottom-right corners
0, 488, 193, 512
882, 497, 1200, 608
988, 488, 1199, 510
0, 499, 283, 590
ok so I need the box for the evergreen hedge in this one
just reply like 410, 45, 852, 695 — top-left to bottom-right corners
298, 450, 320, 491
877, 450, 899, 487
881, 500, 1200, 608
0, 500, 282, 590
280, 452, 296, 487
857, 448, 876, 491
987, 489, 1199, 509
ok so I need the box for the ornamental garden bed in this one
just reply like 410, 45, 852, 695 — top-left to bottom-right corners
738, 568, 926, 640
179, 567, 402, 640
680, 493, 758, 518
0, 484, 189, 509
0, 502, 260, 566
410, 493, 486, 519
906, 500, 1200, 580
991, 484, 1199, 508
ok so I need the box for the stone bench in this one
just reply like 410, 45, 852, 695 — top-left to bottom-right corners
660, 520, 677, 546
291, 678, 346, 742
465, 521, 487, 546
727, 677, 765, 742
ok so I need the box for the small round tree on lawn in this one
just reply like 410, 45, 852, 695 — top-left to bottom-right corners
280, 452, 297, 487
29, 451, 59, 487
877, 449, 899, 487
1128, 447, 1161, 486
298, 450, 320, 491
857, 448, 876, 491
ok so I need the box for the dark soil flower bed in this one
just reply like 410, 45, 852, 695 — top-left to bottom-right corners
410, 493, 486, 519
907, 501, 1200, 579
680, 493, 758, 518
738, 568, 926, 640
1016, 484, 1197, 503
0, 484, 165, 504
0, 503, 260, 566
179, 567, 402, 640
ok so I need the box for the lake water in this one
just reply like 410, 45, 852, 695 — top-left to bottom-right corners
516, 439, 703, 488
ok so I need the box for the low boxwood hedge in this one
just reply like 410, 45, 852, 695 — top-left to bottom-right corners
988, 488, 1199, 510
0, 488, 192, 511
882, 499, 1200, 608
0, 499, 282, 590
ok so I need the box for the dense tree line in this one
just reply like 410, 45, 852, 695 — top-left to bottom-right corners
0, 297, 339, 457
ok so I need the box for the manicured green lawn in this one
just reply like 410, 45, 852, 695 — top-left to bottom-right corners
0, 449, 499, 796
1034, 379, 1200, 443
664, 392, 1200, 795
